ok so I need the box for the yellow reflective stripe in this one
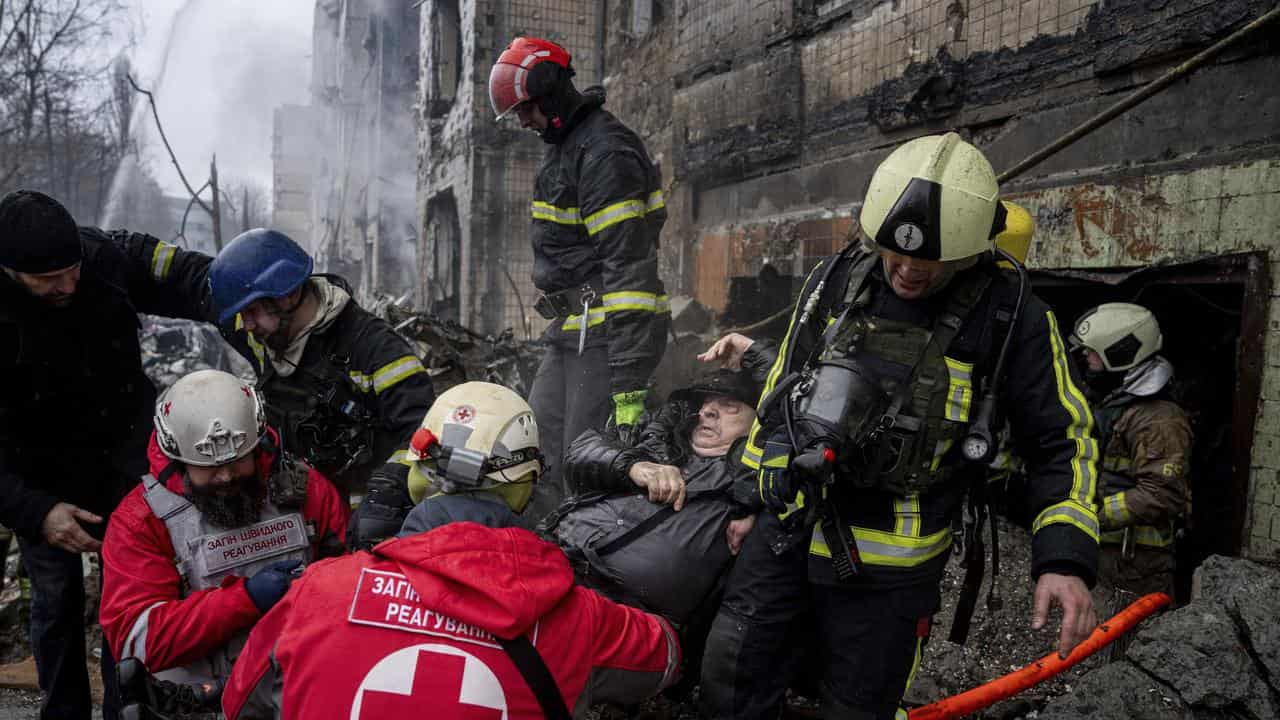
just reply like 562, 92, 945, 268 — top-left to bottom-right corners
562, 293, 670, 330
943, 357, 973, 422
1032, 500, 1101, 543
742, 441, 764, 470
1045, 311, 1100, 512
1102, 492, 1130, 528
560, 306, 607, 331
898, 635, 926, 720
1105, 456, 1132, 471
893, 495, 921, 537
530, 201, 582, 225
371, 355, 426, 394
930, 438, 954, 473
386, 449, 413, 467
601, 291, 670, 313
584, 198, 648, 236
647, 190, 666, 212
348, 371, 374, 393
747, 262, 824, 467
762, 453, 789, 469
234, 314, 267, 370
150, 242, 177, 281
810, 523, 952, 567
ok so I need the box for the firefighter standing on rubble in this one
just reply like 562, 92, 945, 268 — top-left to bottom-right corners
115, 227, 436, 547
1070, 303, 1192, 604
488, 37, 671, 521
221, 382, 680, 719
100, 369, 347, 707
698, 133, 1100, 720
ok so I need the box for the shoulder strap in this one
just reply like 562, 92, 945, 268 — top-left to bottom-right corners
498, 635, 572, 720
932, 270, 994, 359
141, 465, 190, 521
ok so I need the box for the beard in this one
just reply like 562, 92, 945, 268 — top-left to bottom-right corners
260, 311, 295, 354
185, 472, 268, 529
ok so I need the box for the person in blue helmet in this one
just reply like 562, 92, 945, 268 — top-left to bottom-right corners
118, 227, 437, 548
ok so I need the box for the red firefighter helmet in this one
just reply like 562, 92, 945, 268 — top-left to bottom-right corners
488, 37, 573, 120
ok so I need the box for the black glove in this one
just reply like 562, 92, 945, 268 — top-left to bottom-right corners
347, 478, 414, 552
244, 559, 303, 613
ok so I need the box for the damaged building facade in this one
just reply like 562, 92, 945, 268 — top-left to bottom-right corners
271, 0, 422, 300
412, 0, 1280, 564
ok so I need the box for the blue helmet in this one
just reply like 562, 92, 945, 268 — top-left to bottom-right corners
209, 228, 314, 324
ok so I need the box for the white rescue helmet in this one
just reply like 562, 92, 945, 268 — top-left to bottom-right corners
860, 132, 1005, 262
154, 370, 265, 466
1070, 302, 1163, 372
406, 382, 543, 509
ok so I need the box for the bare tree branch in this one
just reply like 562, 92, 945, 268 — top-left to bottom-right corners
125, 72, 213, 217
176, 178, 211, 245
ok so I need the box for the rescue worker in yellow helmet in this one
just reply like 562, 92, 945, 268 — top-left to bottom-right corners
1070, 303, 1191, 606
399, 381, 548, 529
700, 133, 1100, 720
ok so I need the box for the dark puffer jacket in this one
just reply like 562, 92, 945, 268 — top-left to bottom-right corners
546, 342, 778, 623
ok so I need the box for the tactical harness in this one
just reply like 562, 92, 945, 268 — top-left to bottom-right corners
763, 247, 1022, 642
140, 453, 313, 688
253, 306, 378, 482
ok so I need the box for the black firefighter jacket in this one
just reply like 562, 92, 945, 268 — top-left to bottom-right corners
117, 234, 435, 492
0, 228, 168, 540
532, 94, 670, 396
744, 252, 1101, 590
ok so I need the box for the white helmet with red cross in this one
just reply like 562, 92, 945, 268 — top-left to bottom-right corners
154, 369, 265, 466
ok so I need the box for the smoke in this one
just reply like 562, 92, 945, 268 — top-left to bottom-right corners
104, 0, 312, 228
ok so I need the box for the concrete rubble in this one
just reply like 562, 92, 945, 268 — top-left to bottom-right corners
139, 317, 254, 390
1040, 555, 1280, 720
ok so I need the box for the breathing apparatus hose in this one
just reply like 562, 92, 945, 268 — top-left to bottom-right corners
908, 592, 1172, 720
960, 247, 1028, 463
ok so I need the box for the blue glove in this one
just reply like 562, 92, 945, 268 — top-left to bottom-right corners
758, 435, 799, 514
244, 559, 303, 613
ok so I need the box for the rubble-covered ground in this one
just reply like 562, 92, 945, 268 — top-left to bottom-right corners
140, 316, 254, 390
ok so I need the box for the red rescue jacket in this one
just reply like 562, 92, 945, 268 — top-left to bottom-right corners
222, 522, 680, 719
100, 431, 349, 672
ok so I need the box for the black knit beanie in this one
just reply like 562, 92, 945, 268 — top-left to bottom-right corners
0, 190, 82, 273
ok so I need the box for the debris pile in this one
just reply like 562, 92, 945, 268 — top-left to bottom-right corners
368, 297, 544, 396
139, 317, 254, 390
1040, 554, 1280, 720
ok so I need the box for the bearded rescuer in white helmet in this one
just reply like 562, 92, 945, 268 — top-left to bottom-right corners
1070, 303, 1192, 606
222, 382, 679, 719
100, 370, 349, 707
699, 133, 1100, 720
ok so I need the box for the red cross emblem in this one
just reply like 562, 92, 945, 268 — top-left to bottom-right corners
451, 405, 477, 424
354, 644, 507, 719
162, 401, 172, 417
241, 385, 253, 398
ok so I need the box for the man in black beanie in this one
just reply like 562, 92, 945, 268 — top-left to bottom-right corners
0, 190, 212, 720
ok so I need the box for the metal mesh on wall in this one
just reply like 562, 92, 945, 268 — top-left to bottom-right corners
497, 150, 548, 339
506, 0, 601, 85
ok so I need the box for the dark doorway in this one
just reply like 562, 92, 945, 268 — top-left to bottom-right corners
1025, 253, 1267, 599
425, 191, 462, 322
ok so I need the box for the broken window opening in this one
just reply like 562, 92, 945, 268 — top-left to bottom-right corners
425, 191, 462, 323
426, 0, 462, 118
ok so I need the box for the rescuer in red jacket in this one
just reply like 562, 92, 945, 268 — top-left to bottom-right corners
100, 369, 349, 692
222, 382, 679, 719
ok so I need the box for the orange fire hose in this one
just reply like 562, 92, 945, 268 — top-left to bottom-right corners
908, 592, 1172, 720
